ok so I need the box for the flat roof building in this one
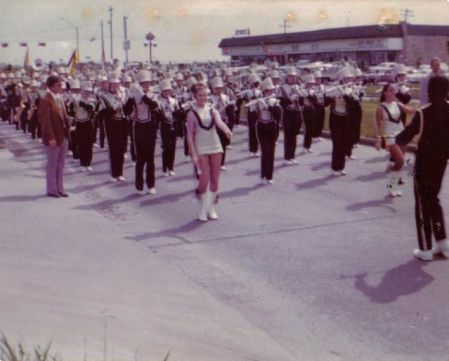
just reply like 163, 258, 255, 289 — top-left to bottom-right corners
218, 22, 449, 68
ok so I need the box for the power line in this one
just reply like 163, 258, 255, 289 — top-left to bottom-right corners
400, 8, 414, 23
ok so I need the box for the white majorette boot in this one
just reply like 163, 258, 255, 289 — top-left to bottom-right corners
387, 171, 401, 197
198, 192, 208, 222
208, 191, 219, 220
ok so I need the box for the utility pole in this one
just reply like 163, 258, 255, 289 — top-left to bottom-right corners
101, 19, 106, 67
123, 16, 129, 64
279, 18, 291, 34
400, 8, 414, 23
108, 7, 113, 61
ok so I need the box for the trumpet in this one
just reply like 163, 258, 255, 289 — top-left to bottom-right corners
245, 95, 279, 108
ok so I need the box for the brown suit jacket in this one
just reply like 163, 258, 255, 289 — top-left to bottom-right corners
38, 92, 70, 146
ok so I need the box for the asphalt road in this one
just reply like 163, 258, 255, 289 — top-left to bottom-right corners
1, 120, 449, 361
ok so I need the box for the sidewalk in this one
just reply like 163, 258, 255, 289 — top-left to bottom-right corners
0, 128, 296, 361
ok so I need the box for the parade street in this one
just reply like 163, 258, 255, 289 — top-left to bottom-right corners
1, 120, 449, 361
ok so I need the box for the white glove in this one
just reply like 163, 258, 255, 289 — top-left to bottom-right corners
344, 87, 353, 96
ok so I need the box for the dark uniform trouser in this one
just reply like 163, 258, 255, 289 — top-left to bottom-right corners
95, 113, 106, 148
248, 111, 259, 154
20, 108, 29, 133
105, 117, 128, 178
257, 120, 277, 180
160, 122, 177, 172
348, 105, 362, 150
133, 120, 157, 190
128, 119, 136, 162
29, 113, 41, 139
414, 156, 447, 251
329, 113, 351, 171
76, 120, 95, 167
283, 109, 301, 160
217, 124, 230, 166
69, 129, 79, 159
302, 107, 314, 150
313, 104, 325, 138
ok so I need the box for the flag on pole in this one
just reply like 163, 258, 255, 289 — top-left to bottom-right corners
20, 42, 28, 47
24, 47, 31, 68
67, 49, 78, 76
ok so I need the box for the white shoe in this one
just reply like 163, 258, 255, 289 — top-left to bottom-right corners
332, 171, 342, 176
436, 240, 449, 257
81, 167, 88, 172
169, 170, 176, 176
220, 165, 227, 171
339, 170, 347, 176
395, 190, 403, 197
388, 188, 399, 197
260, 177, 267, 185
93, 143, 99, 148
198, 192, 208, 222
124, 154, 129, 159
111, 177, 118, 183
291, 159, 299, 164
347, 155, 356, 160
306, 148, 313, 153
284, 160, 293, 166
87, 166, 93, 172
147, 187, 157, 195
117, 176, 126, 182
137, 189, 146, 196
267, 179, 274, 184
226, 145, 232, 150
162, 171, 169, 177
413, 249, 433, 261
353, 144, 359, 149
68, 150, 73, 156
207, 191, 218, 220
316, 137, 323, 142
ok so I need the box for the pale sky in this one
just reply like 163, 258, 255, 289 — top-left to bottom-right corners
1, 0, 449, 65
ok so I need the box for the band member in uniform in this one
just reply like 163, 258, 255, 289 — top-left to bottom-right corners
311, 70, 326, 141
94, 76, 109, 149
98, 75, 129, 182
158, 78, 183, 176
27, 80, 41, 140
396, 76, 449, 261
393, 64, 412, 126
127, 70, 161, 194
279, 66, 302, 164
74, 81, 97, 171
374, 83, 415, 197
186, 83, 232, 222
210, 76, 236, 170
346, 68, 364, 158
325, 67, 355, 176
248, 77, 281, 184
301, 73, 317, 153
66, 79, 80, 161
239, 73, 262, 157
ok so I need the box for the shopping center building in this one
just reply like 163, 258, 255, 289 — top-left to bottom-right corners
218, 22, 449, 67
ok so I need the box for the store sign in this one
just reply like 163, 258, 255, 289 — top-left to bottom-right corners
235, 29, 251, 37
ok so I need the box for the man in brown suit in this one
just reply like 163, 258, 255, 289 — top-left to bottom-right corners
38, 75, 70, 198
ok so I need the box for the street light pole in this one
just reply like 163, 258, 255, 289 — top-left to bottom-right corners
60, 17, 79, 56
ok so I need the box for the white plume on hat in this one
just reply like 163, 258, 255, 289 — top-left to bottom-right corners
210, 76, 224, 89
337, 67, 354, 80
159, 79, 172, 91
302, 74, 316, 84
136, 70, 152, 83
248, 73, 261, 84
260, 77, 275, 92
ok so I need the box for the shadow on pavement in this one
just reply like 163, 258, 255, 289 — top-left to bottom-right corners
220, 184, 263, 198
0, 194, 46, 202
354, 171, 388, 182
66, 180, 112, 194
345, 196, 396, 213
310, 161, 329, 171
125, 219, 201, 242
364, 155, 388, 164
72, 192, 142, 211
139, 189, 193, 207
353, 259, 434, 304
296, 175, 334, 190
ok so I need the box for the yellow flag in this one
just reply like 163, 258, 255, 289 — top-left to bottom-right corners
24, 47, 31, 68
67, 49, 78, 76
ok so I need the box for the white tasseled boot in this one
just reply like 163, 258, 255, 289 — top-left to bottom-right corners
387, 171, 400, 197
198, 192, 209, 222
208, 191, 219, 220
